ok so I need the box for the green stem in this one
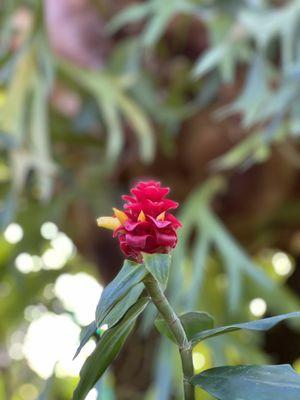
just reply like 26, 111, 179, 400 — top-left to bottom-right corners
144, 274, 194, 400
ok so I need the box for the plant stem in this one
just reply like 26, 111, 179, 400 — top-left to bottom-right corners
144, 274, 194, 400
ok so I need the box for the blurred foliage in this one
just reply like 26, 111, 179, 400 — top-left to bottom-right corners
1, 0, 300, 399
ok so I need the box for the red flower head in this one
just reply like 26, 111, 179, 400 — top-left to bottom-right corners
97, 181, 181, 262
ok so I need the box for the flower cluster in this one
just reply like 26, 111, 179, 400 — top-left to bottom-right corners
97, 181, 181, 262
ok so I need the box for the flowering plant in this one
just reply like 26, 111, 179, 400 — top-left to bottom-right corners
73, 181, 300, 400
97, 181, 181, 262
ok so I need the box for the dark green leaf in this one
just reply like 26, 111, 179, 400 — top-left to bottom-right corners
102, 283, 145, 328
155, 311, 214, 344
143, 253, 171, 286
191, 364, 300, 400
73, 321, 97, 360
96, 260, 148, 327
191, 311, 300, 345
73, 297, 149, 400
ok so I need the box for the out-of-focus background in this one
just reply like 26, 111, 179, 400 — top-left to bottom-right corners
1, 0, 300, 399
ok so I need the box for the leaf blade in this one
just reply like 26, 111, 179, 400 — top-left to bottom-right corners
191, 364, 300, 400
191, 311, 300, 344
73, 297, 149, 400
95, 260, 148, 327
73, 321, 97, 360
155, 311, 214, 343
143, 253, 171, 286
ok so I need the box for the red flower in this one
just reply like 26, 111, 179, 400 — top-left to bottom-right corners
97, 181, 181, 262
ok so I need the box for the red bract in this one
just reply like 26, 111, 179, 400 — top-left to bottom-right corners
97, 181, 181, 262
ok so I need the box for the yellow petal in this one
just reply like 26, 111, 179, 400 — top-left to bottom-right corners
113, 208, 128, 225
97, 217, 121, 231
157, 211, 165, 221
138, 210, 146, 222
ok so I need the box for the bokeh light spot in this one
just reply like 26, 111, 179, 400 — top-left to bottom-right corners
54, 273, 102, 325
249, 298, 267, 317
18, 383, 38, 400
15, 253, 34, 273
4, 223, 23, 244
272, 252, 293, 276
40, 222, 58, 240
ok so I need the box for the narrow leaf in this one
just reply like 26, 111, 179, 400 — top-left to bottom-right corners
95, 260, 147, 327
98, 97, 124, 160
73, 321, 97, 360
193, 44, 228, 77
108, 4, 152, 33
102, 283, 145, 329
116, 92, 154, 163
73, 297, 149, 400
191, 364, 300, 400
191, 311, 300, 345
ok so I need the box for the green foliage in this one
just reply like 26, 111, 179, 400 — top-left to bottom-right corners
191, 364, 300, 400
95, 259, 147, 327
170, 177, 300, 314
73, 297, 149, 400
1, 1, 300, 399
155, 311, 214, 343
143, 253, 171, 286
73, 322, 97, 360
101, 283, 145, 329
191, 311, 300, 344
60, 63, 154, 163
73, 254, 300, 400
109, 0, 196, 47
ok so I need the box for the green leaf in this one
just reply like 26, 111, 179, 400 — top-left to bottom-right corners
143, 253, 171, 286
37, 373, 55, 400
142, 12, 172, 47
116, 91, 154, 163
193, 44, 228, 77
108, 4, 152, 33
180, 312, 214, 342
73, 321, 97, 360
191, 311, 300, 345
102, 283, 145, 328
155, 311, 214, 343
73, 297, 149, 400
211, 131, 264, 170
191, 364, 300, 400
96, 260, 148, 327
97, 96, 124, 161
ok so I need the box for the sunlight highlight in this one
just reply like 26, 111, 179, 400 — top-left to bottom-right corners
40, 221, 59, 240
4, 223, 23, 244
22, 312, 97, 379
193, 352, 206, 370
249, 298, 267, 317
272, 252, 293, 276
54, 273, 102, 325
